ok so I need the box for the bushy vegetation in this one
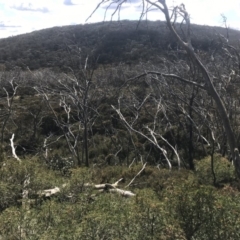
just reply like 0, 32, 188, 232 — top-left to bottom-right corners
0, 15, 240, 238
0, 20, 240, 71
0, 155, 240, 239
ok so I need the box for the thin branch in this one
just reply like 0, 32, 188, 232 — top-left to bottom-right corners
112, 104, 172, 169
124, 71, 205, 89
125, 162, 147, 188
86, 0, 106, 22
10, 134, 21, 162
147, 126, 181, 169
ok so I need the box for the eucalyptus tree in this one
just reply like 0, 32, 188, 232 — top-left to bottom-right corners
92, 0, 240, 176
35, 47, 100, 167
0, 69, 20, 144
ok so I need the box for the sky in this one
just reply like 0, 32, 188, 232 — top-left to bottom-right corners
0, 0, 239, 39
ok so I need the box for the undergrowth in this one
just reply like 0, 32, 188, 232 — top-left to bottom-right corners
0, 155, 239, 239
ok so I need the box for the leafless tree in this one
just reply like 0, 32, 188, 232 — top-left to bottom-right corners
0, 70, 20, 144
111, 62, 217, 169
92, 0, 240, 176
35, 50, 100, 167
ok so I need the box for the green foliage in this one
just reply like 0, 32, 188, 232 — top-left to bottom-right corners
1, 17, 240, 240
171, 185, 216, 239
46, 154, 74, 176
1, 21, 239, 70
0, 144, 4, 163
0, 160, 240, 239
195, 155, 235, 185
164, 183, 240, 239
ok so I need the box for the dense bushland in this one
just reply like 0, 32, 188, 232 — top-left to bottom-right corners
0, 20, 240, 70
0, 18, 240, 239
0, 155, 239, 239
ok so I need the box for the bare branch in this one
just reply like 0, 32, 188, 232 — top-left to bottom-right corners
126, 162, 147, 188
10, 134, 21, 162
112, 104, 172, 169
124, 71, 205, 89
86, 0, 106, 22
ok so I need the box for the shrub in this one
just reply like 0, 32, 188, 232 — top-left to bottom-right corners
195, 155, 235, 185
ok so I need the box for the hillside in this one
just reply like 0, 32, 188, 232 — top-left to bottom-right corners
0, 20, 240, 70
0, 19, 239, 168
0, 19, 240, 239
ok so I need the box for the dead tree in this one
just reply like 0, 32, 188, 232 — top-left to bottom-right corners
35, 51, 99, 167
92, 0, 240, 177
1, 77, 18, 144
110, 77, 182, 169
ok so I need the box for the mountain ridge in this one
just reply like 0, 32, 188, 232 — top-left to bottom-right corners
0, 20, 240, 71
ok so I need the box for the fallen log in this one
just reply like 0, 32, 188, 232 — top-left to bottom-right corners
36, 179, 135, 199
84, 179, 135, 197
109, 188, 136, 197
84, 178, 136, 197
37, 187, 61, 197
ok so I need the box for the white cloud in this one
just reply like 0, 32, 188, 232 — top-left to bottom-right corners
0, 0, 239, 39
89, 0, 239, 28
11, 4, 49, 14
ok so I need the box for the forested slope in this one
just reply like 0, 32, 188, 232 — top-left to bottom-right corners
0, 20, 239, 70
0, 19, 240, 239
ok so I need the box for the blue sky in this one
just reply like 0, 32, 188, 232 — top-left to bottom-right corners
0, 0, 239, 39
